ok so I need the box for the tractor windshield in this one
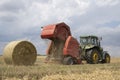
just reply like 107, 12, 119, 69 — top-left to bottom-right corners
80, 36, 99, 46
80, 38, 91, 45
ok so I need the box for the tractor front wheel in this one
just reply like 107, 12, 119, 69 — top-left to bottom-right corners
102, 53, 110, 63
63, 57, 74, 65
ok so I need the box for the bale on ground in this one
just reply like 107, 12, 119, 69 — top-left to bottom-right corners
3, 40, 37, 65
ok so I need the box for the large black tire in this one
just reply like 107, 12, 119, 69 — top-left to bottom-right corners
102, 53, 110, 63
86, 49, 99, 64
63, 57, 74, 65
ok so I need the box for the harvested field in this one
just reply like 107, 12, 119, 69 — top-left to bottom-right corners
0, 56, 120, 80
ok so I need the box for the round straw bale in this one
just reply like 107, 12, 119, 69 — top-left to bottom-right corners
3, 40, 37, 65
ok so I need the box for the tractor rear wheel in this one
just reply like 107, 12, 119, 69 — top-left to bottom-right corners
102, 53, 110, 63
86, 49, 99, 64
63, 57, 74, 65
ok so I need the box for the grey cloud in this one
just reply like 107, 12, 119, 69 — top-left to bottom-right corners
0, 15, 17, 22
35, 0, 50, 3
72, 5, 120, 27
95, 0, 120, 6
102, 27, 120, 47
68, 1, 120, 34
0, 0, 26, 13
99, 21, 120, 27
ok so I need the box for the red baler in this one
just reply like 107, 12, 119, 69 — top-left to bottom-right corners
41, 22, 82, 65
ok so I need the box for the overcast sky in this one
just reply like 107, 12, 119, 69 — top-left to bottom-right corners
0, 0, 120, 57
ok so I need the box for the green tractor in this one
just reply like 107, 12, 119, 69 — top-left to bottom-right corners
80, 35, 110, 64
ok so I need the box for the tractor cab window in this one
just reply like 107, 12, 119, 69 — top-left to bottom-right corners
91, 38, 98, 46
80, 37, 91, 45
80, 38, 87, 45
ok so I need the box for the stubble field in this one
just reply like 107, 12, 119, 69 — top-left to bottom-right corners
0, 56, 120, 80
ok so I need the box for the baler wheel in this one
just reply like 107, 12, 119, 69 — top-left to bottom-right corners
63, 57, 74, 65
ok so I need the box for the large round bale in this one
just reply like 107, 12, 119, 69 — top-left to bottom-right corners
3, 40, 37, 65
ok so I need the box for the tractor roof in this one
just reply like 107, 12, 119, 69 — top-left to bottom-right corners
80, 35, 98, 39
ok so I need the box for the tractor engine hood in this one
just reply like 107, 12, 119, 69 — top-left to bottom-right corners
81, 44, 95, 50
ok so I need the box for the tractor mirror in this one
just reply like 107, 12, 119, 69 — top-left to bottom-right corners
41, 26, 43, 31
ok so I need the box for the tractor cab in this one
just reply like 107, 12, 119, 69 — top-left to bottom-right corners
80, 36, 101, 50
